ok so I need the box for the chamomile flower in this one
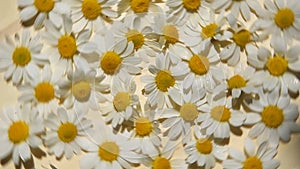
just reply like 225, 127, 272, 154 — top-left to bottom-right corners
223, 138, 279, 169
58, 68, 109, 111
101, 78, 139, 128
18, 65, 59, 117
248, 45, 300, 93
18, 0, 70, 29
0, 104, 43, 165
43, 107, 93, 159
185, 135, 227, 168
197, 95, 246, 138
0, 29, 47, 85
71, 0, 118, 32
246, 87, 300, 147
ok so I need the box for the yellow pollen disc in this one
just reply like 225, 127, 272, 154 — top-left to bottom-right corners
189, 55, 210, 75
34, 0, 54, 12
113, 92, 131, 112
227, 74, 246, 89
163, 25, 179, 44
100, 51, 122, 75
202, 23, 218, 38
243, 157, 262, 169
126, 30, 145, 50
182, 0, 201, 11
266, 55, 288, 76
57, 122, 78, 143
233, 29, 251, 47
130, 0, 150, 13
155, 70, 175, 92
8, 121, 29, 144
35, 82, 55, 103
180, 103, 199, 122
57, 35, 77, 59
81, 0, 102, 20
261, 105, 284, 128
210, 106, 231, 122
72, 81, 91, 102
12, 47, 31, 66
196, 138, 213, 154
275, 8, 294, 29
98, 142, 120, 162
153, 157, 171, 169
135, 117, 152, 137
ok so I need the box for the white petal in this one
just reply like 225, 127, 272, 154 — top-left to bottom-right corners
19, 6, 37, 21
244, 138, 255, 157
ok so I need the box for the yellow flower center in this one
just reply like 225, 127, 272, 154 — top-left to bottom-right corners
182, 0, 201, 11
130, 0, 150, 13
189, 55, 210, 75
227, 74, 246, 89
210, 106, 231, 122
261, 105, 284, 128
196, 138, 213, 154
72, 81, 91, 102
155, 70, 175, 92
266, 55, 288, 76
57, 35, 77, 59
135, 117, 152, 137
81, 0, 102, 20
243, 157, 262, 169
275, 8, 294, 29
34, 0, 54, 12
98, 141, 120, 162
126, 30, 144, 50
202, 23, 218, 38
8, 121, 29, 144
153, 157, 171, 169
233, 29, 251, 47
180, 103, 199, 122
113, 92, 131, 112
163, 25, 179, 44
100, 51, 122, 75
12, 47, 31, 66
35, 82, 55, 103
57, 122, 78, 143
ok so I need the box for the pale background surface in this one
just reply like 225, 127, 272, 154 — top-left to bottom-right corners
0, 0, 300, 169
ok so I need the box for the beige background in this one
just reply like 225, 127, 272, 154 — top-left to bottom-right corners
0, 0, 300, 169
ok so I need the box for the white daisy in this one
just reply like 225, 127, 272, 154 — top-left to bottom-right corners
18, 64, 59, 117
18, 0, 70, 29
223, 138, 280, 169
0, 29, 48, 85
245, 87, 300, 147
185, 135, 227, 168
43, 106, 93, 159
101, 78, 139, 128
0, 104, 43, 165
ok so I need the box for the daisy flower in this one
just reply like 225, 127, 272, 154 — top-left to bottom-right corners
80, 126, 142, 169
71, 0, 118, 32
0, 104, 43, 165
0, 29, 48, 85
169, 43, 224, 92
248, 44, 300, 93
58, 68, 109, 111
141, 52, 182, 108
42, 16, 92, 77
185, 135, 227, 168
43, 106, 93, 159
101, 78, 139, 128
18, 0, 70, 29
245, 87, 300, 147
197, 95, 246, 138
223, 138, 279, 169
18, 65, 59, 117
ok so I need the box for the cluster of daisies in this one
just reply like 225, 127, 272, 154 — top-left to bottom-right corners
1, 0, 300, 168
